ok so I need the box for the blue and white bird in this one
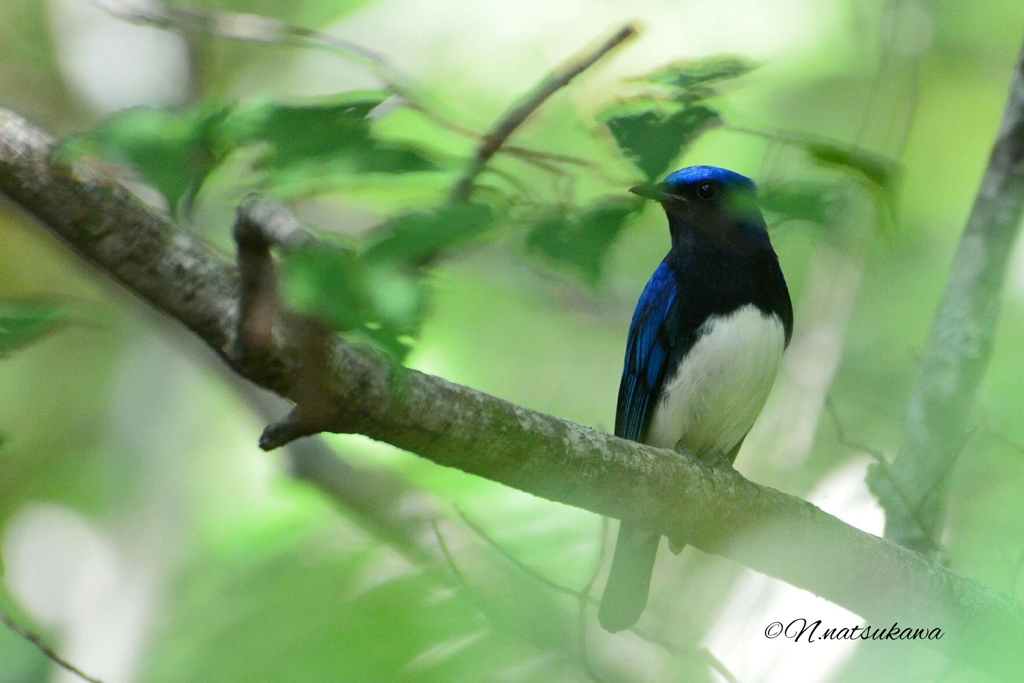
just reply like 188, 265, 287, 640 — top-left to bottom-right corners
598, 166, 793, 633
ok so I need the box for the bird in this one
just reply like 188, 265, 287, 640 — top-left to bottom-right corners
597, 165, 793, 633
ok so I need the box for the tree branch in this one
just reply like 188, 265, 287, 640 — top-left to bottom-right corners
92, 0, 408, 99
2, 108, 1024, 680
0, 607, 103, 683
448, 24, 637, 203
867, 37, 1024, 555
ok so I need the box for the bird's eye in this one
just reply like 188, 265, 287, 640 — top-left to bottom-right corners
696, 182, 716, 200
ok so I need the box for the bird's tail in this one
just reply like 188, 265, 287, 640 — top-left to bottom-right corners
598, 523, 660, 632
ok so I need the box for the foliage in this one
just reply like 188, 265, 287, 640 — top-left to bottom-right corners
643, 55, 758, 91
59, 104, 230, 218
283, 203, 493, 359
525, 197, 641, 284
759, 181, 834, 225
596, 56, 758, 180
60, 92, 436, 217
222, 93, 437, 182
0, 302, 66, 358
49, 51, 904, 363
603, 104, 720, 181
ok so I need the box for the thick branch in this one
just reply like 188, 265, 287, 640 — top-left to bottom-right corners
868, 38, 1024, 554
448, 24, 637, 202
2, 108, 1024, 680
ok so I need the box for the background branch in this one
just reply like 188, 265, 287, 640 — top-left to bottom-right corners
867, 37, 1024, 555
448, 24, 637, 203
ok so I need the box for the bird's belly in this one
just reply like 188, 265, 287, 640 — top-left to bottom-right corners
646, 304, 785, 458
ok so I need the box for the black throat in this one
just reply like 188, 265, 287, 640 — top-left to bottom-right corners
664, 215, 794, 345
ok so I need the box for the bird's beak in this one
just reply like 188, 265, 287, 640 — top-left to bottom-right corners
629, 182, 677, 202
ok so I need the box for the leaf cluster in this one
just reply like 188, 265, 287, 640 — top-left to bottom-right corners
59, 91, 435, 218
284, 203, 494, 359
43, 54, 900, 363
598, 56, 757, 180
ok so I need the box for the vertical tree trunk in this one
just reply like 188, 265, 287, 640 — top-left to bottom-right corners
869, 38, 1024, 555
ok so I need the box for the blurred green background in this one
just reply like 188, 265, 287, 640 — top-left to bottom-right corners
2, 1, 1024, 682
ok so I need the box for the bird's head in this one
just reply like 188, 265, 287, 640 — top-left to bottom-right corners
631, 166, 768, 249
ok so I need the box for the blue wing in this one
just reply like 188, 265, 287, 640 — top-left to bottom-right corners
615, 261, 678, 442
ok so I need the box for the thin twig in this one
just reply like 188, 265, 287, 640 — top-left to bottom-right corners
727, 123, 899, 183
479, 166, 537, 202
453, 505, 579, 598
453, 507, 677, 654
1011, 547, 1024, 589
453, 508, 609, 682
448, 24, 637, 203
0, 608, 103, 683
824, 396, 943, 553
503, 145, 628, 187
431, 519, 467, 587
981, 418, 1024, 461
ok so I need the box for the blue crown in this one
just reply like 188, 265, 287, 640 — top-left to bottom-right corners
664, 166, 756, 191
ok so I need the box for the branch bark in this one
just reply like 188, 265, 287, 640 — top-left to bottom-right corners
867, 38, 1024, 555
2, 108, 1024, 680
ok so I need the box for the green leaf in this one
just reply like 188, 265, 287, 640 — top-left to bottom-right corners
0, 302, 67, 358
283, 244, 425, 360
60, 104, 230, 218
644, 55, 758, 90
805, 141, 899, 189
62, 92, 439, 212
759, 182, 833, 225
526, 198, 641, 284
362, 203, 494, 267
283, 203, 495, 359
223, 92, 437, 183
605, 105, 720, 180
285, 244, 373, 332
802, 141, 901, 231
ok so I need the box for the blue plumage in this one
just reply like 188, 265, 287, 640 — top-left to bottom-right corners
664, 165, 756, 190
598, 166, 793, 632
616, 261, 677, 442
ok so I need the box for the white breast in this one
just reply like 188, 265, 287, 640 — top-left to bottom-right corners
645, 304, 785, 458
